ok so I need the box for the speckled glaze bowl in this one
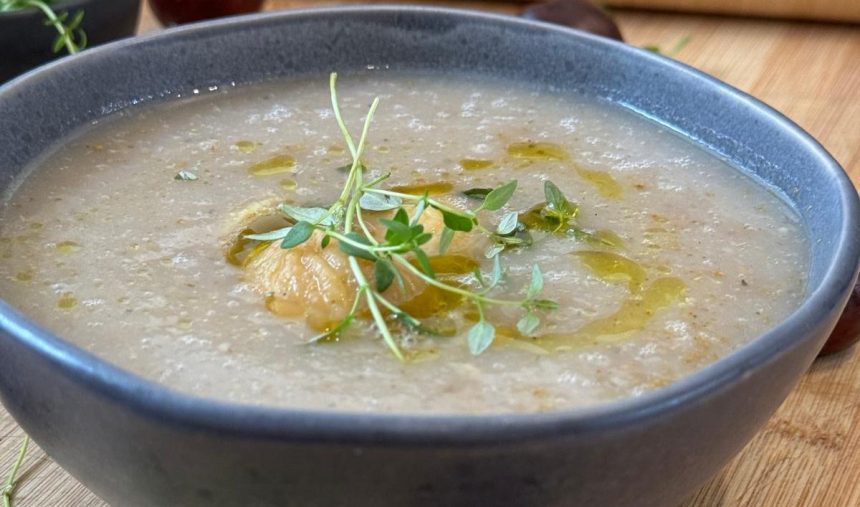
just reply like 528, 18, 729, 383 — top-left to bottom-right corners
0, 7, 857, 507
0, 0, 141, 82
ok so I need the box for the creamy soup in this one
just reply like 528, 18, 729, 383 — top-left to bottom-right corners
0, 73, 808, 414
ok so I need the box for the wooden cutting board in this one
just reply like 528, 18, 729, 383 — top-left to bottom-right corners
605, 0, 860, 23
1, 3, 859, 506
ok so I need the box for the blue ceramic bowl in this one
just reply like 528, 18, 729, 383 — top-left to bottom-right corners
0, 0, 141, 82
0, 7, 857, 507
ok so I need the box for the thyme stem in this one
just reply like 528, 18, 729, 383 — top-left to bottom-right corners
330, 73, 380, 217
390, 255, 523, 307
355, 206, 379, 246
2, 435, 30, 507
329, 72, 357, 159
347, 257, 403, 359
325, 230, 402, 253
363, 188, 474, 218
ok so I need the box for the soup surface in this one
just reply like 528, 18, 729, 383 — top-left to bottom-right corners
0, 73, 808, 414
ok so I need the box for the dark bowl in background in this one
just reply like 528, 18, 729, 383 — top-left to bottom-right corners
149, 0, 265, 25
0, 7, 858, 507
0, 0, 141, 82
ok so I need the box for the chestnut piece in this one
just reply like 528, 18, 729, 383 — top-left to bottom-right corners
522, 0, 623, 41
819, 276, 860, 356
149, 0, 266, 26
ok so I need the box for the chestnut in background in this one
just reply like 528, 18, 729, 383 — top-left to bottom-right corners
820, 277, 860, 356
149, 0, 266, 26
522, 0, 623, 41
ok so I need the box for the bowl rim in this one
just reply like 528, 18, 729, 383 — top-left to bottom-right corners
1, 5, 858, 445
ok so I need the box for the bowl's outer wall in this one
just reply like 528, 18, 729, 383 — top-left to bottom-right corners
0, 0, 142, 82
0, 316, 834, 506
0, 8, 857, 507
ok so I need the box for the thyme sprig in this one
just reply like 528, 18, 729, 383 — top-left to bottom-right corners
261, 73, 558, 359
1, 436, 29, 507
0, 0, 87, 55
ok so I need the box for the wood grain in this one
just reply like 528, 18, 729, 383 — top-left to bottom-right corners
2, 3, 859, 506
605, 0, 860, 23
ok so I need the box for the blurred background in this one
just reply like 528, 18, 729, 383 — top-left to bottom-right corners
141, 0, 860, 26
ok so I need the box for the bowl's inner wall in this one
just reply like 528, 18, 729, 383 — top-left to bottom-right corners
0, 8, 844, 290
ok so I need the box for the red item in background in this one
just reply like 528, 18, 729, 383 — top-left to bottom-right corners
149, 0, 266, 25
820, 277, 860, 356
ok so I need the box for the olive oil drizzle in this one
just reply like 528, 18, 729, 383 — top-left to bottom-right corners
389, 181, 454, 196
507, 141, 569, 161
576, 167, 623, 199
571, 251, 646, 291
535, 251, 687, 349
248, 154, 296, 176
459, 158, 494, 171
235, 140, 258, 153
574, 276, 687, 342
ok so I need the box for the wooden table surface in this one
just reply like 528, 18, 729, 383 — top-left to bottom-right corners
1, 2, 859, 506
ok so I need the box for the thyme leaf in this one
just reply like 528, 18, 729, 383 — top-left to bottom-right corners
527, 265, 544, 300
438, 227, 455, 255
374, 259, 396, 292
359, 192, 402, 211
174, 170, 198, 181
244, 226, 292, 241
496, 211, 519, 235
479, 180, 518, 211
440, 209, 474, 232
468, 319, 495, 355
485, 243, 505, 259
279, 204, 335, 226
489, 254, 503, 288
412, 247, 435, 278
544, 180, 577, 217
517, 313, 540, 336
280, 221, 314, 249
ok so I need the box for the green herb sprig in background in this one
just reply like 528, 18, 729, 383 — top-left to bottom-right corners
0, 0, 87, 54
